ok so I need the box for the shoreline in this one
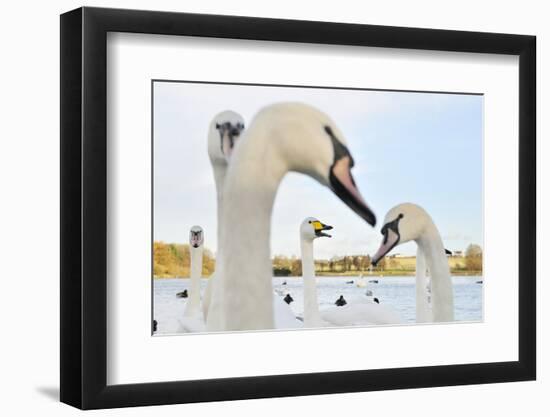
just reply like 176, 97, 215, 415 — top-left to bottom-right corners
315, 271, 482, 277
154, 271, 483, 279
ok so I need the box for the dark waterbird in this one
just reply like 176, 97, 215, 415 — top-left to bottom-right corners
335, 295, 347, 307
176, 289, 188, 298
283, 293, 294, 304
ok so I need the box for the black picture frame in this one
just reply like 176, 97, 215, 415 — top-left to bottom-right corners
60, 6, 536, 410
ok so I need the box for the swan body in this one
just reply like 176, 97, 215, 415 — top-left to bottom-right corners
273, 294, 302, 329
356, 277, 368, 288
320, 303, 402, 326
177, 315, 206, 333
317, 289, 402, 327
274, 288, 289, 297
372, 203, 454, 322
207, 102, 377, 332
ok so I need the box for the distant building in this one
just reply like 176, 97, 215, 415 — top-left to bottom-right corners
389, 253, 410, 258
453, 250, 463, 257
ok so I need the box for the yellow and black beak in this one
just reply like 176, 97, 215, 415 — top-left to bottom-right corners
313, 220, 333, 238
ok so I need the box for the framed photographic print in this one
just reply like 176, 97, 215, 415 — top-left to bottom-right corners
60, 6, 536, 410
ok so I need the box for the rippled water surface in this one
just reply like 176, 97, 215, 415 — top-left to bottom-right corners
153, 275, 483, 334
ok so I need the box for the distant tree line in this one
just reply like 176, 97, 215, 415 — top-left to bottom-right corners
153, 241, 215, 278
272, 254, 375, 277
153, 241, 482, 278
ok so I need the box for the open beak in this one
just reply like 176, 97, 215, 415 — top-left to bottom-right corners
371, 228, 400, 266
314, 221, 333, 238
329, 156, 376, 227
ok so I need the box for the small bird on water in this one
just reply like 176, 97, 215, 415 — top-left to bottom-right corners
283, 293, 294, 304
335, 295, 347, 307
176, 289, 188, 298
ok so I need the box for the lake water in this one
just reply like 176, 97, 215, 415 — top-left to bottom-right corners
154, 275, 483, 334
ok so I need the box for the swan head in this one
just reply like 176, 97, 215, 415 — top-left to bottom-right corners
254, 103, 376, 226
208, 110, 245, 165
189, 225, 204, 249
300, 217, 333, 241
371, 203, 430, 266
325, 124, 377, 226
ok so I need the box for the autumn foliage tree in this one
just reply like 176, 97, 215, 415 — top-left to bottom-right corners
465, 244, 483, 272
153, 241, 215, 278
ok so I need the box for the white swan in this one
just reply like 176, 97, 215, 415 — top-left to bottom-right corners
356, 276, 368, 288
299, 217, 401, 328
201, 111, 245, 321
200, 110, 301, 330
184, 226, 204, 317
177, 226, 207, 332
371, 203, 454, 322
300, 217, 332, 327
207, 102, 377, 332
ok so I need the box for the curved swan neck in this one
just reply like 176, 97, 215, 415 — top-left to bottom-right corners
417, 224, 454, 322
301, 238, 322, 327
185, 245, 203, 316
211, 137, 288, 331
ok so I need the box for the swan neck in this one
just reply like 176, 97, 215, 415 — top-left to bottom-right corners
185, 245, 203, 316
211, 163, 226, 246
212, 142, 287, 331
301, 238, 321, 327
417, 224, 454, 322
415, 246, 432, 323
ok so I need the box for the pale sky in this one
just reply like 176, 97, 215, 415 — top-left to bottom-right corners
153, 81, 483, 259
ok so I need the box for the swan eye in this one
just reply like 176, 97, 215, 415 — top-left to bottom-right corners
380, 214, 404, 242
